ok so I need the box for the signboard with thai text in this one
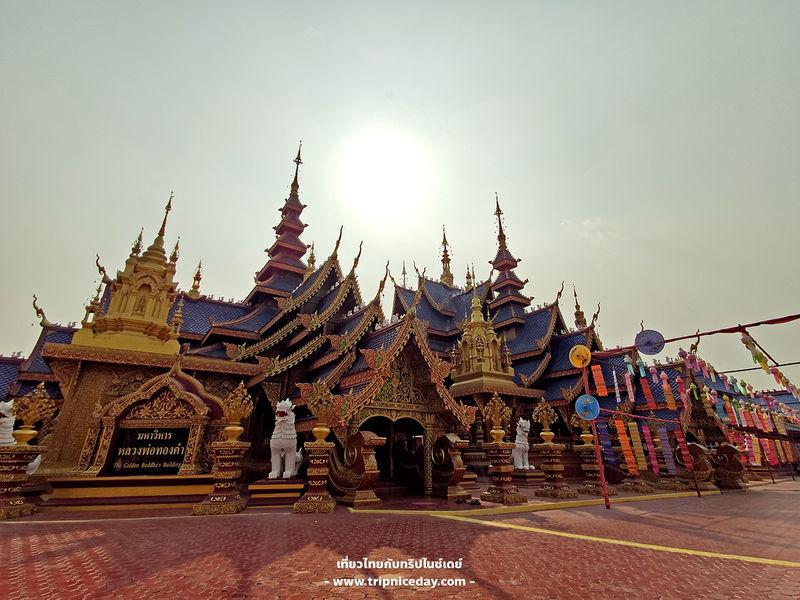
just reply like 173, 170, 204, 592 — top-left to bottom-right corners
110, 427, 189, 475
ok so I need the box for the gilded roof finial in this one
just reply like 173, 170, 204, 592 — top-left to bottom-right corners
169, 237, 180, 263
555, 281, 565, 305
95, 254, 109, 283
291, 141, 302, 196
32, 294, 54, 327
401, 260, 407, 288
333, 225, 343, 255
591, 302, 601, 326
158, 191, 173, 238
375, 260, 390, 300
465, 264, 473, 289
573, 285, 587, 329
187, 261, 203, 298
352, 241, 363, 271
440, 225, 454, 286
494, 192, 507, 249
131, 228, 144, 256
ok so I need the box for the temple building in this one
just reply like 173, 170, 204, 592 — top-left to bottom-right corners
1, 146, 797, 514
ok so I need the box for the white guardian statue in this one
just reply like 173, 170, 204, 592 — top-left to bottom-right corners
0, 400, 15, 446
512, 417, 533, 470
268, 399, 303, 479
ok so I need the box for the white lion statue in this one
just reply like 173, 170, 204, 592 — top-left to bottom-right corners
268, 399, 303, 479
0, 400, 15, 446
512, 417, 533, 470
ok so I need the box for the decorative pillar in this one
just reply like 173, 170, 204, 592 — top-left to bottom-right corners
480, 393, 527, 504
571, 413, 616, 497
193, 382, 253, 515
533, 400, 577, 499
423, 427, 435, 496
0, 444, 41, 520
293, 422, 335, 513
1, 384, 54, 520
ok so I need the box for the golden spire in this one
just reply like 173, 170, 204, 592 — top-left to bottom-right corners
171, 295, 184, 336
158, 191, 173, 239
494, 192, 507, 249
303, 242, 316, 281
169, 237, 180, 263
469, 267, 482, 323
72, 194, 180, 354
440, 225, 454, 286
291, 141, 302, 196
187, 261, 203, 299
130, 228, 144, 256
573, 284, 587, 329
465, 264, 473, 289
401, 260, 407, 288
141, 192, 174, 267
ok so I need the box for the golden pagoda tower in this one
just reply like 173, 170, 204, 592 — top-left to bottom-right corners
449, 270, 516, 396
72, 194, 182, 354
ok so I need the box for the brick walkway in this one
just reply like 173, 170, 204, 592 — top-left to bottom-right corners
2, 482, 799, 599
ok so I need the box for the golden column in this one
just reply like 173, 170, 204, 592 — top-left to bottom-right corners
294, 383, 345, 513
480, 393, 527, 505
0, 384, 55, 520
193, 382, 253, 516
532, 400, 577, 499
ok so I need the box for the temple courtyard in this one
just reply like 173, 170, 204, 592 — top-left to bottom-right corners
2, 480, 799, 600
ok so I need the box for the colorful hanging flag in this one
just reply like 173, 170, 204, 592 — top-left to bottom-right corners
656, 426, 677, 475
700, 386, 715, 417
627, 422, 649, 472
596, 420, 616, 464
774, 438, 787, 463
781, 440, 795, 462
640, 378, 657, 410
614, 419, 639, 475
636, 359, 646, 378
760, 438, 779, 466
624, 372, 635, 404
613, 370, 622, 404
743, 406, 756, 428
745, 435, 755, 465
642, 424, 660, 475
723, 396, 738, 426
660, 372, 676, 410
720, 373, 731, 391
673, 427, 693, 471
591, 364, 608, 397
750, 435, 761, 466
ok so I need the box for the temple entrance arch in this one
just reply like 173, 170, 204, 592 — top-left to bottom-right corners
358, 416, 425, 493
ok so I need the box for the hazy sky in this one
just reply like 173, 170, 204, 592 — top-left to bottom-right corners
1, 2, 798, 390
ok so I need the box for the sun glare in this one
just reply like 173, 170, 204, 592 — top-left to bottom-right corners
337, 126, 432, 227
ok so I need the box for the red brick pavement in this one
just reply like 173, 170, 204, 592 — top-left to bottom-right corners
0, 483, 798, 600
486, 481, 800, 563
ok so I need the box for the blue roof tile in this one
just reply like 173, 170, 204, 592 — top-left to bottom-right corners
546, 331, 589, 373
224, 304, 279, 332
174, 297, 252, 335
506, 308, 556, 356
512, 355, 548, 385
0, 359, 22, 400
26, 328, 75, 374
541, 374, 581, 401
